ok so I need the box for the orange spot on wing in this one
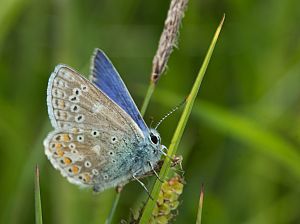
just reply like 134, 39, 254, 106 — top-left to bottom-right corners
62, 134, 71, 142
72, 165, 79, 174
56, 148, 64, 157
64, 157, 72, 165
55, 143, 62, 148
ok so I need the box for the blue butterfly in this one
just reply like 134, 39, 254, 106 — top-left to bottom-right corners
43, 49, 165, 193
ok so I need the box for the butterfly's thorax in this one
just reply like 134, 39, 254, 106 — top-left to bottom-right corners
131, 138, 163, 175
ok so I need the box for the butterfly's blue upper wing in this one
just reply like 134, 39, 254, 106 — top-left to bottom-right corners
90, 49, 148, 135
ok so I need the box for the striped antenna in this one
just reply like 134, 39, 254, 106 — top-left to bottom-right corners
155, 98, 186, 130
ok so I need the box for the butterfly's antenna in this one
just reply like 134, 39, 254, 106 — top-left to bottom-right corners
155, 98, 187, 130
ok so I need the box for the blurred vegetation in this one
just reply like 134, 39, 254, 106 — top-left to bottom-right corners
0, 0, 300, 223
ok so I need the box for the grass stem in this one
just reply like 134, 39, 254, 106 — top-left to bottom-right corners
35, 165, 43, 224
196, 184, 204, 224
105, 192, 121, 224
140, 82, 156, 116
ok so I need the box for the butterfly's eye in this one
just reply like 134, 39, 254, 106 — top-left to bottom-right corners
150, 133, 159, 145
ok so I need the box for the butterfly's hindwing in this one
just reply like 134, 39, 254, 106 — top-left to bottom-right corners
44, 127, 137, 190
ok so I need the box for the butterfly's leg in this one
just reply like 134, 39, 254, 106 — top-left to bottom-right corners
160, 145, 174, 161
160, 145, 168, 156
160, 145, 183, 171
132, 173, 153, 200
148, 161, 163, 183
161, 145, 168, 153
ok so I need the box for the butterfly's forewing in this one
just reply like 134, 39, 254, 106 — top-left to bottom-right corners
47, 65, 144, 138
44, 65, 145, 190
90, 49, 148, 135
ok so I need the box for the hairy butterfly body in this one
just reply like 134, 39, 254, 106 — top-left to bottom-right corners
43, 49, 163, 192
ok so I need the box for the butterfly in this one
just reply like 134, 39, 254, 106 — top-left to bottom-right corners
43, 49, 165, 192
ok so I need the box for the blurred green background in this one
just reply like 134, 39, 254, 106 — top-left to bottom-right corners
1, 0, 300, 223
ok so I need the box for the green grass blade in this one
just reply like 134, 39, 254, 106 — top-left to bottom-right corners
139, 14, 225, 224
105, 192, 121, 224
35, 165, 43, 224
196, 185, 204, 224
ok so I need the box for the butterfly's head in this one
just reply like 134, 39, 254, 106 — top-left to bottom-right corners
147, 128, 164, 160
147, 128, 171, 165
149, 128, 161, 146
